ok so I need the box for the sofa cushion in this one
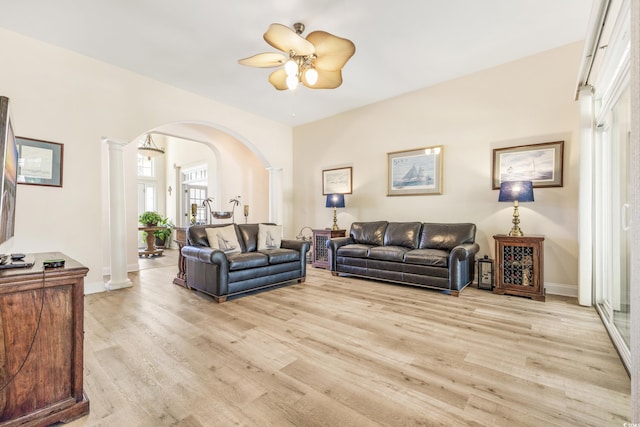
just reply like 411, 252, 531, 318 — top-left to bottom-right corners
337, 244, 373, 258
384, 222, 422, 248
368, 246, 409, 262
205, 224, 241, 254
418, 223, 476, 250
226, 252, 269, 271
258, 224, 282, 250
237, 224, 259, 252
260, 248, 300, 264
350, 221, 388, 246
404, 248, 449, 267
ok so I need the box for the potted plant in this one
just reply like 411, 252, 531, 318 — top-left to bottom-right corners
138, 211, 163, 226
154, 217, 174, 248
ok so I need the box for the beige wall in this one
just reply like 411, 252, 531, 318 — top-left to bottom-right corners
292, 42, 583, 295
0, 28, 291, 293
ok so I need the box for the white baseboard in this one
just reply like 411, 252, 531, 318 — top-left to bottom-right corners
85, 280, 107, 295
544, 282, 577, 298
96, 262, 140, 294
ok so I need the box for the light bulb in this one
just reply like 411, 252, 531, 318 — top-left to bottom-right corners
286, 75, 298, 90
284, 59, 298, 76
305, 68, 318, 85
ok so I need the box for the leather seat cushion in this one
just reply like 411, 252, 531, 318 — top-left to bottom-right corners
368, 246, 409, 262
226, 252, 269, 271
336, 244, 374, 258
259, 248, 300, 264
404, 249, 449, 267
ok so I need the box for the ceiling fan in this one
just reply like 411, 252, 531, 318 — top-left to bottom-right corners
239, 22, 355, 91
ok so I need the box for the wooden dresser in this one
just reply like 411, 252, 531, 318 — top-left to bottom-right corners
0, 253, 89, 425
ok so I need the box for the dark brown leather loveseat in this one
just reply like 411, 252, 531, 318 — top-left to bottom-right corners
182, 223, 310, 302
327, 221, 479, 296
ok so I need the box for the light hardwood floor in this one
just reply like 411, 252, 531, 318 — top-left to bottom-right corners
69, 254, 631, 426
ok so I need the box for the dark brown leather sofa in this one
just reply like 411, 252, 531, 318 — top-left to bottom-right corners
181, 223, 310, 302
327, 221, 479, 296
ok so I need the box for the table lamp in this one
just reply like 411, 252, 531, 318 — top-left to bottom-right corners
498, 180, 534, 236
325, 194, 345, 231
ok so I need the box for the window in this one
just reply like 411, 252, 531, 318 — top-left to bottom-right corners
137, 155, 154, 177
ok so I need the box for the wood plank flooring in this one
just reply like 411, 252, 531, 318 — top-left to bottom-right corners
68, 256, 631, 426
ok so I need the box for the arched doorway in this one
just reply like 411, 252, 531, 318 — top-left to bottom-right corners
104, 121, 283, 291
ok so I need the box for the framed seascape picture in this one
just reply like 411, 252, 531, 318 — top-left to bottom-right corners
322, 166, 352, 195
492, 140, 564, 189
387, 145, 443, 196
16, 137, 64, 187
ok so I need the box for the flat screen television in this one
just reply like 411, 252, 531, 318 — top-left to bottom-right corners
0, 96, 18, 247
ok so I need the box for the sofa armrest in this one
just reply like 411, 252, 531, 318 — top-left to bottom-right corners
181, 245, 229, 268
181, 245, 230, 297
327, 237, 355, 271
281, 239, 310, 254
281, 239, 311, 277
448, 242, 480, 291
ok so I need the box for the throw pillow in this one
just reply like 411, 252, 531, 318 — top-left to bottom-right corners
205, 225, 241, 254
258, 224, 282, 250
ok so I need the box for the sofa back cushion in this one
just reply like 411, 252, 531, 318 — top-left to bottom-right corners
237, 224, 259, 252
350, 221, 388, 246
384, 222, 422, 249
238, 223, 278, 252
419, 223, 476, 250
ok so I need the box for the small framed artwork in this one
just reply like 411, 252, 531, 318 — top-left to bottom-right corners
16, 137, 64, 187
387, 145, 443, 196
322, 166, 352, 195
492, 140, 564, 189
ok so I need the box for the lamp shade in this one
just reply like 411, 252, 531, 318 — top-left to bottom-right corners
325, 194, 345, 208
498, 181, 534, 203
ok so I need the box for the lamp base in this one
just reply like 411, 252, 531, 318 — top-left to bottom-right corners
508, 226, 524, 237
331, 207, 339, 231
509, 201, 524, 236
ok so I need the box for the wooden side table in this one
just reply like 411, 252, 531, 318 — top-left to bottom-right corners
173, 227, 188, 288
493, 234, 545, 301
138, 226, 164, 257
312, 229, 346, 269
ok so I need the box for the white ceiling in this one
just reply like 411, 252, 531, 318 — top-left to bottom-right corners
0, 1, 593, 127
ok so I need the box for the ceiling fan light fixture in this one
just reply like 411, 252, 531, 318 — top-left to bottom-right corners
305, 68, 318, 85
240, 22, 355, 91
284, 59, 298, 76
286, 75, 299, 90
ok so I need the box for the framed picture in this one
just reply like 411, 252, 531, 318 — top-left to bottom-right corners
492, 140, 564, 189
387, 145, 443, 196
322, 166, 352, 195
16, 137, 64, 187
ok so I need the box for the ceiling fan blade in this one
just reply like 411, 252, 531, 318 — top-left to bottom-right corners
303, 69, 343, 89
238, 52, 287, 68
268, 68, 289, 90
264, 23, 315, 56
306, 31, 356, 71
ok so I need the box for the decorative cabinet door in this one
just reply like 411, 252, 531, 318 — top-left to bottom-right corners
312, 229, 346, 269
493, 235, 545, 301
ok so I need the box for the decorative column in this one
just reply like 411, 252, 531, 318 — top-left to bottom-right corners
104, 137, 132, 290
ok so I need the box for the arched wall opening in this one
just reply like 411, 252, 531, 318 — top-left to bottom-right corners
104, 120, 283, 292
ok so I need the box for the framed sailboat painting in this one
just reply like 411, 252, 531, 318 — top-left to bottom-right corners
387, 145, 443, 196
492, 140, 564, 189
